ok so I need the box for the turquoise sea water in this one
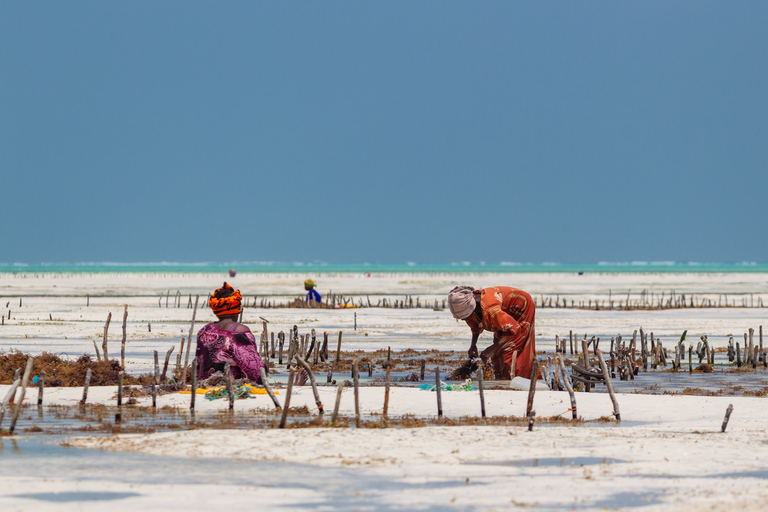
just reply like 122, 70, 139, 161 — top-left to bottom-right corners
0, 261, 766, 274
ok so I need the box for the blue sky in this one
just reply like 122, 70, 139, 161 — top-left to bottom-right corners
1, 2, 766, 265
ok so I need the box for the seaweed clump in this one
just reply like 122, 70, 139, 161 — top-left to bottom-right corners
0, 350, 151, 386
449, 358, 494, 381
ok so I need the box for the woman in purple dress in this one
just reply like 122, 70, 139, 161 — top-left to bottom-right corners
196, 282, 265, 383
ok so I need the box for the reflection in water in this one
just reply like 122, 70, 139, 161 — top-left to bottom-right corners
20, 491, 141, 502
473, 457, 622, 468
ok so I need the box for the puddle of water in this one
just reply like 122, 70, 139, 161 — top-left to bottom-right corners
472, 457, 624, 468
587, 491, 663, 508
17, 491, 141, 502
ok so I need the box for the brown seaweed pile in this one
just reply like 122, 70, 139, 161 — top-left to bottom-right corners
0, 350, 152, 386
448, 358, 494, 381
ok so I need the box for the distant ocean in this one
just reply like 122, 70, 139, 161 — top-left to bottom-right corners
0, 262, 766, 274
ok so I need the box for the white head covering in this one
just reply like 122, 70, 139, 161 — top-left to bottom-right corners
448, 286, 476, 320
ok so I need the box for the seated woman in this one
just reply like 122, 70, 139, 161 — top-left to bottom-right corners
196, 282, 265, 383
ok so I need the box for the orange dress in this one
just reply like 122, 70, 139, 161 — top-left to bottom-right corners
465, 286, 536, 379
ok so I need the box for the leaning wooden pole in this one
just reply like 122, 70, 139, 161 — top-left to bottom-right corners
80, 368, 92, 406
525, 359, 539, 418
477, 363, 486, 418
722, 404, 734, 433
294, 355, 323, 414
181, 295, 199, 385
557, 356, 577, 419
597, 350, 621, 421
9, 357, 34, 433
120, 305, 128, 370
102, 312, 112, 361
259, 367, 281, 409
330, 381, 345, 427
0, 371, 22, 428
278, 368, 296, 428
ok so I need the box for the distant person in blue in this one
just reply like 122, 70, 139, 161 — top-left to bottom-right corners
304, 279, 322, 303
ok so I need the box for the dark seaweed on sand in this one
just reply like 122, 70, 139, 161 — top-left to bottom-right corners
0, 350, 153, 386
449, 358, 494, 381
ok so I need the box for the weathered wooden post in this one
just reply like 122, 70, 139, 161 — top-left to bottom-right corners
181, 295, 199, 385
477, 364, 486, 418
80, 368, 92, 405
225, 363, 234, 411
420, 358, 426, 381
190, 359, 198, 410
336, 331, 343, 363
258, 367, 281, 409
528, 410, 536, 432
0, 371, 22, 428
295, 355, 323, 414
161, 346, 174, 382
9, 358, 34, 433
722, 404, 734, 433
435, 366, 443, 418
597, 351, 620, 421
383, 364, 392, 418
330, 381, 345, 427
526, 359, 539, 418
154, 351, 160, 385
557, 356, 577, 419
353, 359, 361, 428
102, 312, 112, 361
117, 371, 124, 407
278, 369, 296, 428
37, 371, 45, 406
121, 305, 128, 370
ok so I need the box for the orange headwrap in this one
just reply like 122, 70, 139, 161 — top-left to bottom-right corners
209, 282, 242, 317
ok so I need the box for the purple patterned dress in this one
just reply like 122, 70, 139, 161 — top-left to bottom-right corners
195, 323, 265, 383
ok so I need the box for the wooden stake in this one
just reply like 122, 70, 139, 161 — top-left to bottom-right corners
161, 346, 174, 382
722, 404, 734, 432
420, 358, 426, 381
597, 350, 620, 421
295, 355, 324, 414
526, 359, 539, 418
557, 355, 577, 419
37, 371, 45, 406
117, 371, 124, 407
0, 372, 22, 428
279, 368, 296, 428
258, 367, 281, 409
477, 363, 486, 418
80, 368, 92, 405
353, 359, 360, 428
9, 358, 34, 433
336, 331, 343, 363
184, 360, 195, 413
528, 410, 535, 431
510, 350, 518, 378
225, 362, 234, 411
102, 312, 112, 361
92, 340, 101, 362
330, 381, 345, 427
383, 364, 391, 418
153, 350, 160, 385
435, 366, 443, 418
120, 305, 127, 370
181, 295, 199, 385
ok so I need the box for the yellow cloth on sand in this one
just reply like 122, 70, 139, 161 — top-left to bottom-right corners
179, 384, 278, 395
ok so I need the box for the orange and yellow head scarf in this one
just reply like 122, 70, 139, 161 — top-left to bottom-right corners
209, 282, 242, 317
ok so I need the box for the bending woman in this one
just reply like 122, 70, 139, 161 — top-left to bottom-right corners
448, 285, 536, 380
196, 282, 265, 383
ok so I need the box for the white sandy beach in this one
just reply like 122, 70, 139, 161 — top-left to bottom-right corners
1, 271, 767, 511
